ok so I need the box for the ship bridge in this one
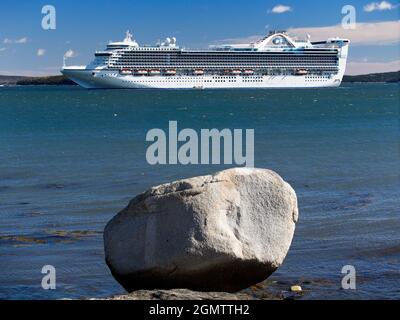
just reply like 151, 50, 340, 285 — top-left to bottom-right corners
106, 30, 139, 50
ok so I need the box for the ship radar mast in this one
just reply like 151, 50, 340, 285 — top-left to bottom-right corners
124, 30, 133, 42
112, 30, 139, 47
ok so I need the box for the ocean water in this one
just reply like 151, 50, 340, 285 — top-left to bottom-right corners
0, 84, 399, 300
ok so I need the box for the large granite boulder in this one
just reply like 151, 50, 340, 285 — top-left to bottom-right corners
104, 168, 298, 292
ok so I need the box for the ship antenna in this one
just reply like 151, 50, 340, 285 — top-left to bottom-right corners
125, 30, 133, 42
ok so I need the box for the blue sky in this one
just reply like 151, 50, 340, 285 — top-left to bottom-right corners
0, 0, 398, 75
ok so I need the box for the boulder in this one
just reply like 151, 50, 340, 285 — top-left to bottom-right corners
104, 168, 298, 292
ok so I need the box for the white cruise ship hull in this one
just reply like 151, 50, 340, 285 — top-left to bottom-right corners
61, 68, 343, 89
61, 30, 349, 89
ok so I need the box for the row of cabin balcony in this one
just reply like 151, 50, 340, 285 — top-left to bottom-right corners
109, 64, 339, 68
107, 67, 338, 73
109, 59, 338, 64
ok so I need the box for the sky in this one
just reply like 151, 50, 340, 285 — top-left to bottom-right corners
0, 0, 399, 76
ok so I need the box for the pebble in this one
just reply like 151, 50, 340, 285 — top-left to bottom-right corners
290, 285, 302, 292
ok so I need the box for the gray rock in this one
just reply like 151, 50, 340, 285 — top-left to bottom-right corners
104, 168, 298, 293
99, 288, 254, 300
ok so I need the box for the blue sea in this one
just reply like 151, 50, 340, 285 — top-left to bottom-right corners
0, 84, 399, 300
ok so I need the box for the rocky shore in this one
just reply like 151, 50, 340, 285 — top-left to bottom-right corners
103, 168, 299, 299
97, 281, 308, 300
99, 289, 255, 300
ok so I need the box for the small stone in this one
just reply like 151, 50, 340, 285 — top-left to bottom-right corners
290, 285, 302, 292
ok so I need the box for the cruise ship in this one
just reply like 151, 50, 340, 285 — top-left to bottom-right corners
61, 30, 349, 89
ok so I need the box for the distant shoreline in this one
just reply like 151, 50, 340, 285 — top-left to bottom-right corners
343, 71, 399, 83
0, 71, 399, 86
0, 75, 76, 86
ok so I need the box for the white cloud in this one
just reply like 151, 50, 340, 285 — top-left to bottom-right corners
270, 5, 292, 14
215, 35, 262, 45
364, 1, 396, 12
37, 48, 46, 56
288, 20, 400, 45
15, 37, 28, 44
215, 20, 400, 46
3, 37, 28, 44
0, 47, 6, 52
64, 49, 77, 58
346, 59, 400, 75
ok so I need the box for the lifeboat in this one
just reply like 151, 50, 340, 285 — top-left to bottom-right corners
194, 69, 204, 75
165, 69, 176, 75
243, 69, 254, 75
119, 68, 132, 75
149, 69, 161, 76
135, 69, 148, 75
295, 69, 308, 76
232, 70, 242, 75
